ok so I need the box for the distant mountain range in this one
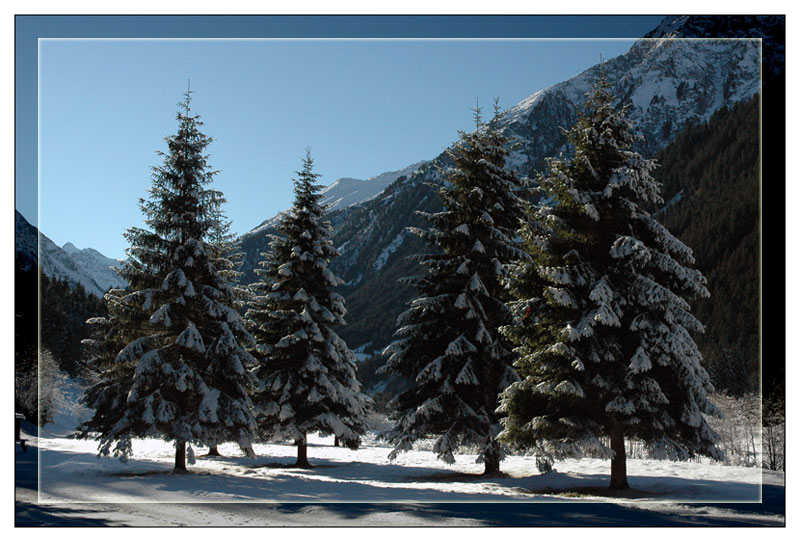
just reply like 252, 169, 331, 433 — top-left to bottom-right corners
15, 210, 125, 298
238, 15, 776, 354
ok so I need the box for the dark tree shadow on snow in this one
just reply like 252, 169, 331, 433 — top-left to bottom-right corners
17, 439, 785, 526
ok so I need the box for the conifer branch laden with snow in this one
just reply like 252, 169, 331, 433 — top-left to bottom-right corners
246, 150, 371, 467
382, 101, 532, 475
498, 74, 722, 490
78, 90, 257, 471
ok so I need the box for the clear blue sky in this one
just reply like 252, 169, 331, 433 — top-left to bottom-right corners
23, 16, 664, 260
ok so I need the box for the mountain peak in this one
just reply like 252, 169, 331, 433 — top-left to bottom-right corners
62, 241, 80, 254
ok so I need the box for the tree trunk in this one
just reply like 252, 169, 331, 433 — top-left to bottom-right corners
482, 452, 501, 476
174, 440, 188, 473
207, 443, 221, 457
294, 433, 311, 468
333, 436, 340, 447
609, 424, 629, 490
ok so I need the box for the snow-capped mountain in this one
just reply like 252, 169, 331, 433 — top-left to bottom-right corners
237, 15, 779, 351
16, 210, 124, 298
501, 37, 760, 175
319, 161, 428, 212
644, 15, 784, 83
243, 161, 429, 239
61, 242, 126, 293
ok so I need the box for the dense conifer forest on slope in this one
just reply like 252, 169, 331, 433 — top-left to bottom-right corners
15, 268, 106, 376
653, 95, 759, 396
330, 177, 436, 350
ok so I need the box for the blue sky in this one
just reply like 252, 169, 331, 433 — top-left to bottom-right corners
23, 16, 664, 260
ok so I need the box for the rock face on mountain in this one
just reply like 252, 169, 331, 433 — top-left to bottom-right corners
238, 16, 777, 354
15, 210, 124, 298
503, 37, 759, 175
644, 15, 784, 84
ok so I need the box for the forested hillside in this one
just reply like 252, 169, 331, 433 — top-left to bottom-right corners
653, 96, 759, 395
15, 266, 106, 419
329, 174, 439, 349
15, 267, 106, 376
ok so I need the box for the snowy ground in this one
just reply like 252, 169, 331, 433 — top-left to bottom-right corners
16, 425, 785, 526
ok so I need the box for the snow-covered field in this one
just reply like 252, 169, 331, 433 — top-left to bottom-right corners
16, 426, 785, 526
28, 429, 774, 505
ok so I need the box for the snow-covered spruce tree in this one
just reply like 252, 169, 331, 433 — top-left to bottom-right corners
498, 75, 722, 489
78, 91, 257, 472
246, 151, 370, 468
78, 282, 146, 444
381, 102, 531, 475
204, 205, 252, 458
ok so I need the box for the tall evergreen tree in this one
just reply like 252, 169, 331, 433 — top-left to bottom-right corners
246, 151, 370, 468
499, 76, 722, 489
381, 102, 530, 475
78, 91, 257, 472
